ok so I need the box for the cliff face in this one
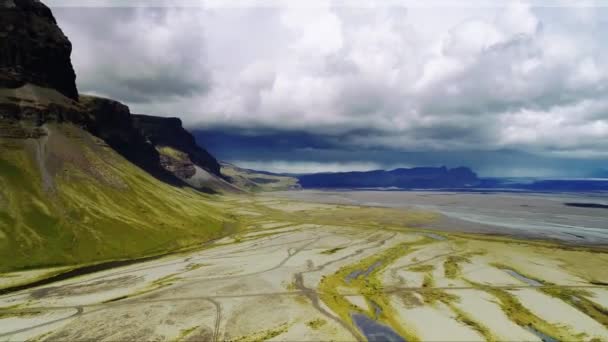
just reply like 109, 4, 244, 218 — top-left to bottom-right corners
0, 0, 78, 100
132, 115, 221, 177
79, 96, 190, 187
0, 0, 82, 132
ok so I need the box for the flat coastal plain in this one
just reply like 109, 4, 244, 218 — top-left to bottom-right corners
1, 192, 608, 341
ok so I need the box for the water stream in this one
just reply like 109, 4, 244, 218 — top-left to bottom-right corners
351, 313, 406, 342
525, 326, 558, 342
420, 232, 446, 241
345, 261, 383, 283
502, 269, 543, 286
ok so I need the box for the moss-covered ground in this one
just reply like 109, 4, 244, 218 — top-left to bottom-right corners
0, 124, 241, 272
317, 237, 436, 342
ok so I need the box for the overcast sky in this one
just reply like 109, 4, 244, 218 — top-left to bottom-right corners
49, 1, 608, 176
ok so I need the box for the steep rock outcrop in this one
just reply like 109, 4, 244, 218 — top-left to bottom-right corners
0, 0, 78, 99
132, 115, 221, 177
79, 96, 187, 187
159, 154, 196, 179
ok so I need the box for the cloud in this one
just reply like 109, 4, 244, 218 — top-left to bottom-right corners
194, 129, 607, 176
54, 7, 211, 103
52, 1, 608, 171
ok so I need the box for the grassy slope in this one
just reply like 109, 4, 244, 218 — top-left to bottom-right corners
221, 163, 299, 192
156, 146, 189, 162
0, 123, 239, 272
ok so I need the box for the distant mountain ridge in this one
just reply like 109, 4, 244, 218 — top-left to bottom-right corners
297, 166, 479, 189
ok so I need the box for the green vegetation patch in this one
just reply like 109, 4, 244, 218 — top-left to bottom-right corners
0, 126, 243, 272
306, 318, 327, 330
0, 310, 42, 319
408, 264, 435, 273
541, 287, 608, 328
419, 288, 459, 305
318, 237, 435, 342
443, 255, 470, 279
398, 291, 424, 308
450, 305, 495, 342
185, 263, 209, 271
156, 146, 189, 162
228, 323, 289, 342
443, 251, 487, 279
475, 283, 577, 341
172, 325, 199, 342
321, 247, 345, 255
221, 163, 299, 192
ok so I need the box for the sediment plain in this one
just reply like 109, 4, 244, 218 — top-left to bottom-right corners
1, 193, 608, 341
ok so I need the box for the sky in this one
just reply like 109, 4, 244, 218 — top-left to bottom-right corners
48, 0, 608, 176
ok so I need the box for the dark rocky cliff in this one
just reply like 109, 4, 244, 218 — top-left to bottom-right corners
0, 0, 78, 100
132, 115, 221, 177
79, 96, 188, 187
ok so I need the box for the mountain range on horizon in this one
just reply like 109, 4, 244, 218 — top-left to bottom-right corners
297, 166, 480, 189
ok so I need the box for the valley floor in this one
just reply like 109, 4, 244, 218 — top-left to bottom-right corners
277, 190, 608, 245
1, 193, 608, 341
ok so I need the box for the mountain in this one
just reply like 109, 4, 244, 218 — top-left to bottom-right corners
221, 162, 300, 191
132, 115, 221, 176
79, 95, 186, 187
298, 166, 479, 189
0, 122, 238, 272
0, 0, 240, 272
131, 115, 241, 193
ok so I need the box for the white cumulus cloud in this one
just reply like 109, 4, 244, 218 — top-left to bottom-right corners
52, 0, 608, 160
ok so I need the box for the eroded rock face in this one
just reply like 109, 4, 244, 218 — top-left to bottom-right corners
159, 154, 196, 179
132, 115, 222, 177
80, 96, 186, 187
0, 0, 78, 99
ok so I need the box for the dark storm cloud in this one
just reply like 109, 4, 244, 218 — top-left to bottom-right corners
195, 129, 607, 176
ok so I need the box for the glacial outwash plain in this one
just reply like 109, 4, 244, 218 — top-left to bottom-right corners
1, 193, 608, 342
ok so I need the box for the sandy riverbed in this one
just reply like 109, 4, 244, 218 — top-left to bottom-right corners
1, 193, 607, 341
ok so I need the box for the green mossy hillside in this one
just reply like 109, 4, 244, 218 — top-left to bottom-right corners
0, 124, 239, 272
